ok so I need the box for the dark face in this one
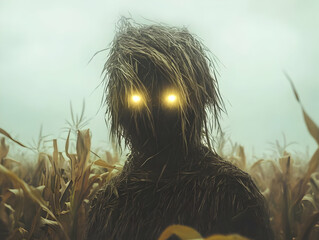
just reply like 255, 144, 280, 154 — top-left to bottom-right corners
115, 60, 204, 160
120, 82, 184, 156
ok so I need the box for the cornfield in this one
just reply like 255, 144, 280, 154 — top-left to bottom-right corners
0, 80, 318, 240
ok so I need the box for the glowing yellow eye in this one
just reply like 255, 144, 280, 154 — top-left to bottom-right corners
164, 93, 178, 107
129, 93, 143, 108
167, 94, 177, 102
132, 95, 141, 103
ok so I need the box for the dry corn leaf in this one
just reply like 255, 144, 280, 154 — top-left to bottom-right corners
249, 159, 267, 189
0, 128, 29, 148
0, 164, 70, 240
6, 227, 28, 240
2, 158, 22, 168
8, 188, 23, 197
279, 155, 291, 176
302, 108, 319, 145
237, 145, 246, 170
284, 71, 300, 102
302, 194, 317, 210
0, 138, 9, 160
78, 164, 91, 204
249, 159, 264, 173
60, 180, 73, 209
93, 159, 118, 170
52, 139, 59, 175
76, 129, 91, 170
106, 150, 118, 165
27, 207, 41, 240
310, 176, 319, 207
264, 160, 281, 176
0, 202, 12, 240
39, 217, 64, 239
306, 148, 319, 180
293, 149, 319, 206
65, 130, 72, 160
82, 174, 101, 199
286, 73, 319, 145
297, 211, 319, 240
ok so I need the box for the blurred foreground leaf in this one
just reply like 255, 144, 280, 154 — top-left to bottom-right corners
158, 225, 250, 240
158, 225, 203, 240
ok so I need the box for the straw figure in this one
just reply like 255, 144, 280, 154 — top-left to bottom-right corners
87, 19, 274, 240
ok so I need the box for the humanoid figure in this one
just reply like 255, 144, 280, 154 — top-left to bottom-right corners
87, 19, 274, 240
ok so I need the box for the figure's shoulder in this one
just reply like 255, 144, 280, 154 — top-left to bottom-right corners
193, 146, 260, 197
196, 146, 250, 179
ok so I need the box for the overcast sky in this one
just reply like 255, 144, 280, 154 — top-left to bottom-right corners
1, 0, 318, 159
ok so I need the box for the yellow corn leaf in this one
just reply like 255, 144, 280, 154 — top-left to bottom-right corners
93, 159, 119, 170
158, 225, 203, 240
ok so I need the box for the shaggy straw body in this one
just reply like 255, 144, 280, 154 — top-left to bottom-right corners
87, 19, 274, 239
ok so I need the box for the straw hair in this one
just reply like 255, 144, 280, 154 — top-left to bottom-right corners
103, 18, 224, 154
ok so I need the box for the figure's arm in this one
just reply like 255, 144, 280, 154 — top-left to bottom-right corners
86, 184, 120, 240
212, 174, 274, 240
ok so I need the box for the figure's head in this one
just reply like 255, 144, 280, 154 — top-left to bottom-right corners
103, 18, 224, 156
